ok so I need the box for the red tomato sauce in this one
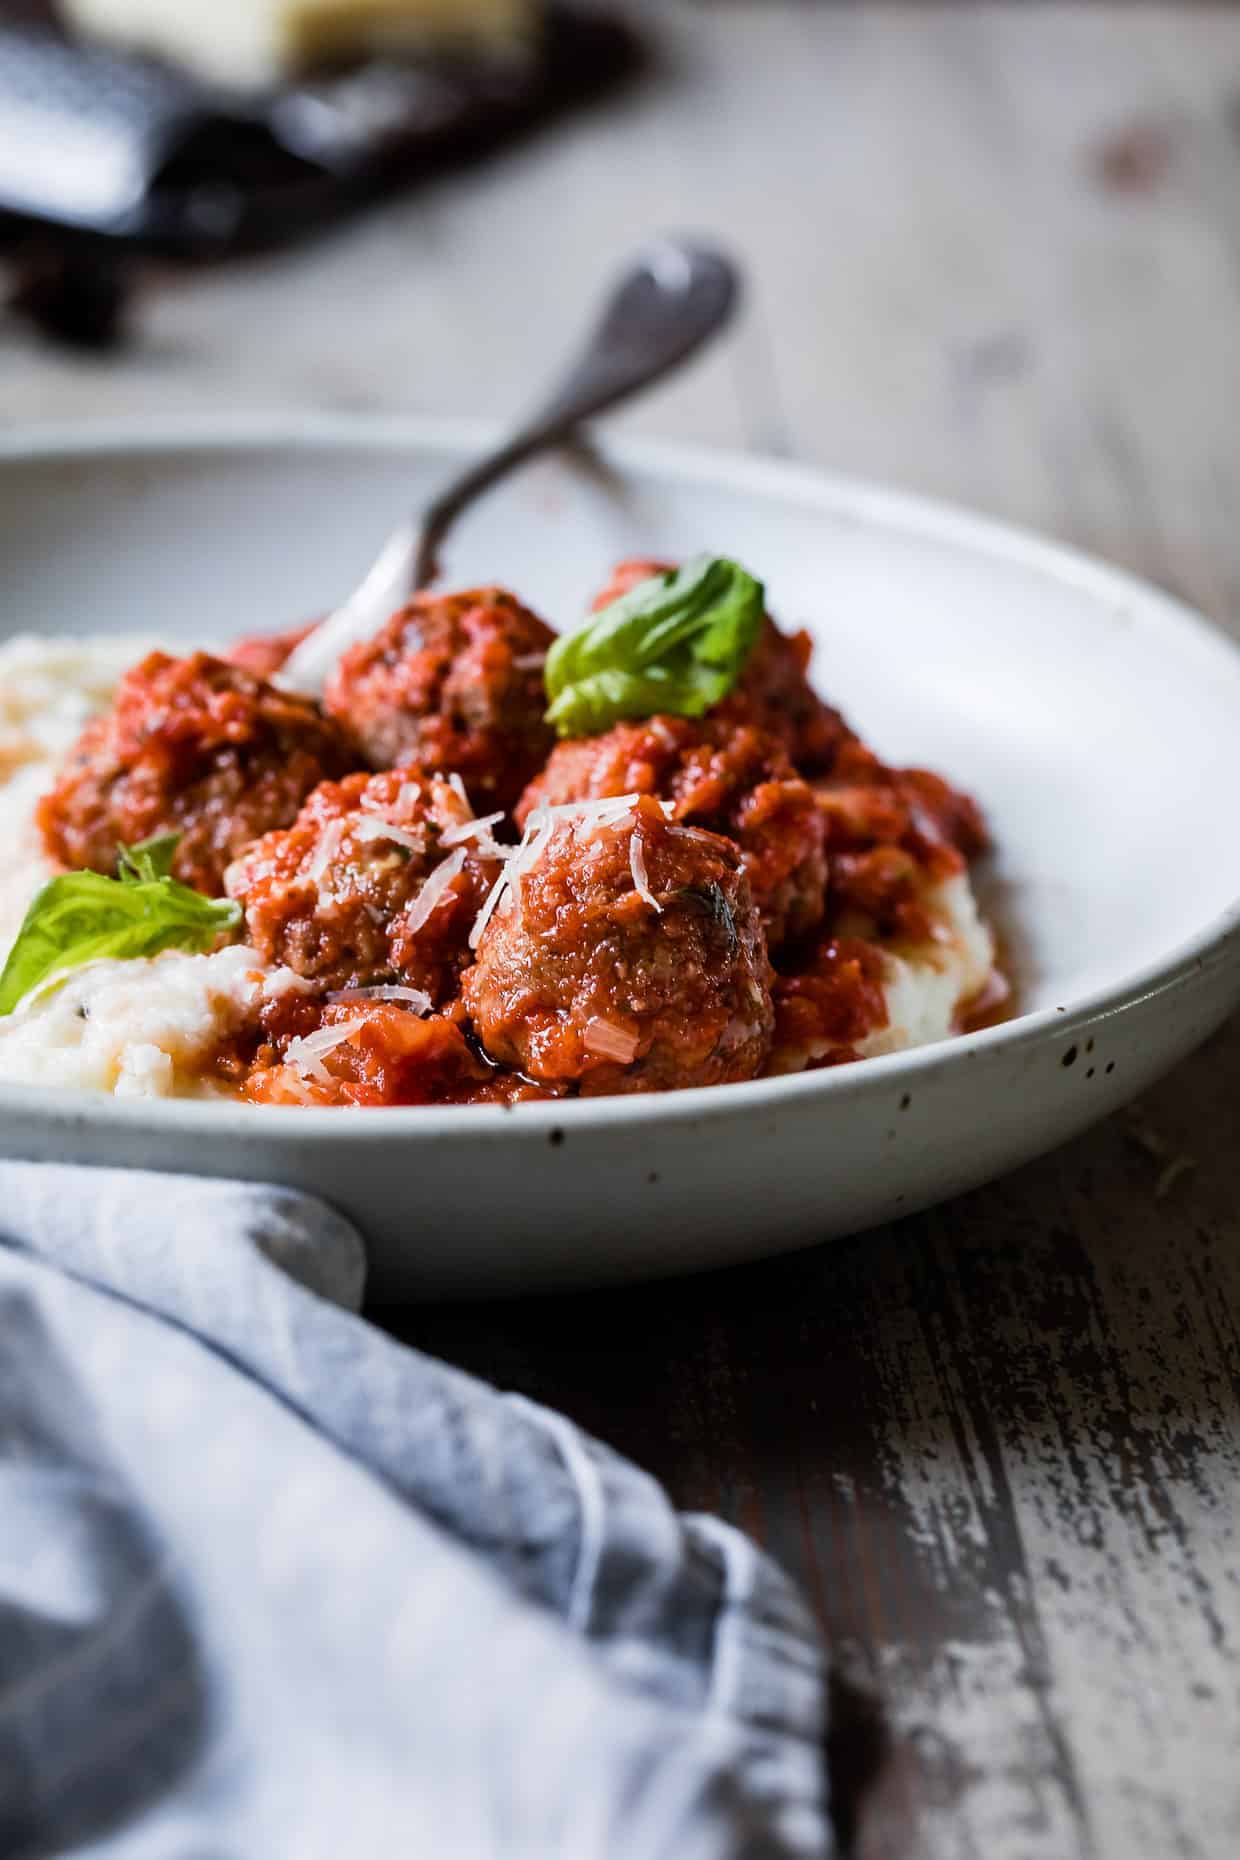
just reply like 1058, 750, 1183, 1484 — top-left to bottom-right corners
36, 560, 1000, 1106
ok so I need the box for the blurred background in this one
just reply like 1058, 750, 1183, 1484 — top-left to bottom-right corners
2, 0, 1236, 636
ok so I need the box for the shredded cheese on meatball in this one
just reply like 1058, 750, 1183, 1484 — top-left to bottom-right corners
403, 848, 468, 933
469, 794, 648, 950
284, 1017, 372, 1083
629, 830, 662, 913
327, 984, 434, 1012
350, 816, 426, 855
305, 817, 346, 882
441, 810, 507, 857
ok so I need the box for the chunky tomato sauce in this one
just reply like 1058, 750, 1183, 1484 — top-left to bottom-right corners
519, 714, 826, 949
35, 565, 998, 1106
771, 935, 891, 1069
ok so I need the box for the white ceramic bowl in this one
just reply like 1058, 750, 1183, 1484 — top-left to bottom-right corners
2, 418, 1238, 1297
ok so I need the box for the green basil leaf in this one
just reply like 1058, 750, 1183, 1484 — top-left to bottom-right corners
117, 833, 182, 885
544, 555, 765, 738
0, 841, 242, 1017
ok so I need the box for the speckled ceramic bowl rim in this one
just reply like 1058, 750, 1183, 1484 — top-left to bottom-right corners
2, 413, 1238, 1143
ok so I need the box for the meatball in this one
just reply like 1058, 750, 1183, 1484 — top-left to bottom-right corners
517, 715, 826, 948
463, 794, 773, 1095
37, 651, 357, 896
815, 740, 989, 942
226, 621, 317, 680
325, 588, 556, 811
227, 767, 503, 1000
589, 558, 854, 775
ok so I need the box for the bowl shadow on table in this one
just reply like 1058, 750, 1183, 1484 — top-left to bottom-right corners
382, 1012, 1240, 1854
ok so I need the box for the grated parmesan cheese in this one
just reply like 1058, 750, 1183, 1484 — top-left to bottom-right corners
469, 794, 649, 949
404, 848, 467, 933
351, 815, 425, 856
442, 810, 506, 849
469, 858, 518, 951
284, 1016, 372, 1083
62, 0, 539, 91
305, 816, 346, 882
327, 984, 433, 1013
628, 828, 661, 913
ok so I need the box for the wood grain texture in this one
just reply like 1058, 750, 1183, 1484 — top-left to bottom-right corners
4, 6, 1240, 1856
402, 1018, 1240, 1859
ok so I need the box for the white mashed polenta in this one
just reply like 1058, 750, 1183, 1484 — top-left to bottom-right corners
0, 633, 998, 1098
0, 946, 279, 1098
856, 871, 994, 1059
0, 632, 158, 766
766, 869, 996, 1075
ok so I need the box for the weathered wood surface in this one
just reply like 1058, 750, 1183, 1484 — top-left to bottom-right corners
5, 6, 1240, 1856
409, 1017, 1240, 1860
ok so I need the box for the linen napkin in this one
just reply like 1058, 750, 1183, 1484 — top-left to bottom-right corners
0, 1161, 830, 1859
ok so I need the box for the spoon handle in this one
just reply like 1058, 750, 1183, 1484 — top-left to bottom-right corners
413, 240, 739, 587
279, 239, 738, 696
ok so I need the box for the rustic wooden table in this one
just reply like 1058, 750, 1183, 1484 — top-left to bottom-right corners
6, 6, 1239, 1855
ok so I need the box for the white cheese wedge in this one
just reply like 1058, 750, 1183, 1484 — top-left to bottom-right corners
63, 0, 539, 89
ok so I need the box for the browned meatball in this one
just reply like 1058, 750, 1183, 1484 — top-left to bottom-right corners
718, 615, 854, 773
37, 651, 357, 896
227, 767, 503, 1001
589, 558, 854, 775
462, 794, 773, 1095
325, 588, 556, 811
517, 715, 827, 948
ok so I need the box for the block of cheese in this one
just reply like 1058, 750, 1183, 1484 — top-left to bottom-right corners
62, 0, 540, 88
